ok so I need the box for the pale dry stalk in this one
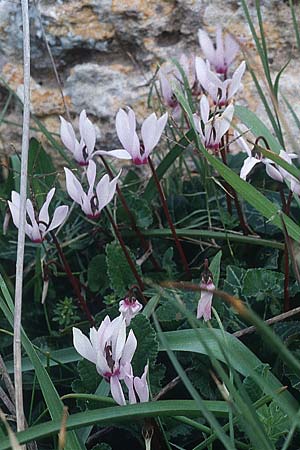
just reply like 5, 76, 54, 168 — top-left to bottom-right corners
13, 0, 31, 441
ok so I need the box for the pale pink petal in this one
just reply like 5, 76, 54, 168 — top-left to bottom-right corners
73, 327, 97, 364
224, 34, 239, 67
46, 205, 69, 233
96, 350, 111, 376
234, 128, 252, 156
200, 95, 210, 123
113, 318, 127, 364
80, 110, 96, 153
215, 27, 225, 70
265, 162, 283, 182
158, 69, 174, 105
228, 61, 246, 99
123, 363, 136, 404
195, 57, 210, 91
60, 116, 76, 153
64, 167, 85, 205
39, 188, 55, 225
26, 199, 41, 241
120, 329, 137, 367
94, 149, 132, 160
142, 112, 168, 156
198, 29, 215, 65
240, 156, 260, 180
110, 375, 126, 406
96, 171, 120, 211
134, 364, 149, 403
116, 108, 134, 151
86, 160, 97, 191
217, 104, 234, 138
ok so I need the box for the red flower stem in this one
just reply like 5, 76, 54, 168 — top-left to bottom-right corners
51, 233, 95, 325
219, 143, 233, 215
99, 155, 161, 272
105, 208, 145, 294
148, 156, 191, 277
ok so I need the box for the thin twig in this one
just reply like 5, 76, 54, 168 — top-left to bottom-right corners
14, 0, 30, 436
0, 387, 16, 415
0, 353, 15, 404
148, 156, 191, 277
233, 306, 300, 338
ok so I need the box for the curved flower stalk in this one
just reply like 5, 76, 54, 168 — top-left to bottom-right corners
64, 160, 120, 219
119, 296, 143, 326
198, 27, 239, 75
123, 363, 149, 404
60, 110, 96, 166
8, 188, 68, 243
195, 57, 245, 106
193, 95, 234, 150
73, 315, 137, 405
99, 108, 168, 165
197, 263, 215, 321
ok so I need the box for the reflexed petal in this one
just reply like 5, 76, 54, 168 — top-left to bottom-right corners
60, 116, 76, 153
199, 95, 210, 123
234, 128, 252, 156
80, 110, 96, 153
215, 27, 224, 69
64, 167, 85, 205
96, 171, 120, 211
141, 112, 168, 156
39, 188, 55, 225
218, 104, 234, 138
26, 199, 41, 241
123, 363, 136, 404
86, 160, 97, 190
110, 375, 126, 406
73, 327, 97, 364
96, 349, 110, 376
265, 162, 283, 182
197, 290, 213, 321
228, 61, 246, 99
47, 205, 69, 233
158, 68, 173, 104
94, 149, 132, 160
113, 318, 127, 364
198, 29, 215, 65
195, 57, 209, 91
224, 33, 239, 67
120, 329, 137, 366
8, 191, 20, 229
116, 108, 133, 151
240, 156, 260, 180
290, 178, 300, 195
134, 364, 149, 403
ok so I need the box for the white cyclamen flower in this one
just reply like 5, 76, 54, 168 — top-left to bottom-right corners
8, 188, 68, 243
195, 57, 245, 106
193, 95, 234, 150
119, 296, 143, 326
198, 27, 239, 75
64, 160, 120, 219
60, 110, 96, 166
99, 108, 168, 165
73, 315, 137, 405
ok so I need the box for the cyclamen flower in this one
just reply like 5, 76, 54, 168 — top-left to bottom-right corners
73, 315, 137, 405
158, 68, 181, 119
198, 27, 239, 75
99, 108, 168, 165
60, 110, 96, 166
119, 296, 143, 326
197, 279, 215, 322
195, 57, 245, 106
123, 363, 149, 404
234, 128, 300, 191
64, 160, 120, 219
193, 95, 234, 150
8, 188, 68, 243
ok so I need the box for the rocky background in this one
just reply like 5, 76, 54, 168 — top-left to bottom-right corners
0, 0, 299, 158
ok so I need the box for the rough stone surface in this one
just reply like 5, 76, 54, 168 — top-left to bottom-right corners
0, 0, 299, 158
